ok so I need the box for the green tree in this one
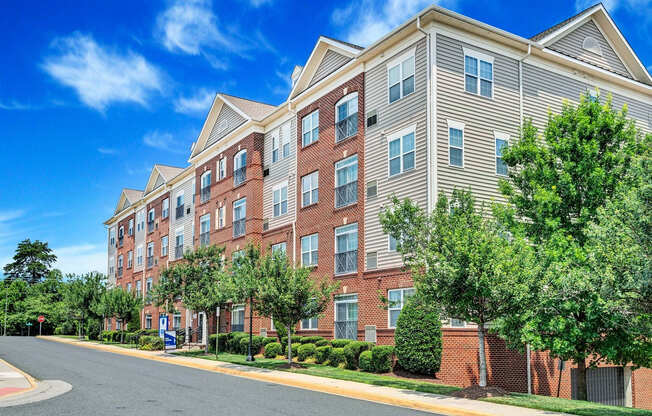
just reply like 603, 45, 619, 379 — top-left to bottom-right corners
63, 272, 106, 340
496, 91, 649, 400
380, 189, 536, 387
3, 239, 57, 284
104, 287, 143, 343
254, 250, 338, 365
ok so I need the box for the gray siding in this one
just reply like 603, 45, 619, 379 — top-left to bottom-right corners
206, 105, 247, 148
364, 37, 428, 270
435, 34, 520, 204
134, 208, 146, 273
107, 226, 116, 283
263, 119, 296, 231
169, 177, 196, 257
549, 20, 632, 79
308, 50, 351, 88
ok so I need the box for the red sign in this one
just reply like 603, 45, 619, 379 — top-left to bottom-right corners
38, 315, 45, 323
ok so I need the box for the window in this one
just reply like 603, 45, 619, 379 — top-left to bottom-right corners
161, 236, 168, 256
234, 150, 247, 186
495, 132, 509, 176
367, 251, 377, 270
335, 155, 358, 208
301, 234, 318, 266
388, 288, 415, 328
118, 226, 124, 246
117, 255, 123, 276
388, 235, 398, 251
388, 127, 415, 177
335, 223, 358, 275
176, 192, 184, 219
301, 317, 318, 330
272, 134, 279, 163
147, 242, 154, 267
145, 314, 152, 329
336, 92, 358, 141
218, 157, 226, 180
116, 320, 122, 330
136, 280, 142, 295
137, 210, 145, 232
231, 304, 245, 332
273, 181, 288, 217
217, 206, 225, 229
302, 110, 319, 147
450, 318, 466, 327
200, 171, 211, 203
271, 242, 286, 255
162, 198, 169, 219
388, 51, 415, 103
173, 314, 181, 329
233, 198, 246, 237
301, 171, 319, 207
334, 294, 358, 339
127, 282, 132, 292
127, 251, 133, 268
175, 229, 184, 259
146, 277, 152, 294
147, 208, 155, 232
281, 122, 290, 158
136, 245, 143, 266
128, 219, 134, 235
464, 49, 493, 98
109, 257, 114, 275
109, 228, 115, 246
448, 120, 465, 167
200, 214, 210, 247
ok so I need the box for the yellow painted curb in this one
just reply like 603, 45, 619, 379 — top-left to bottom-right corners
0, 357, 38, 400
38, 336, 493, 416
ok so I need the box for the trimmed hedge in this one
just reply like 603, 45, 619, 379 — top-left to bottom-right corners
264, 342, 282, 358
359, 350, 373, 372
315, 345, 332, 364
394, 298, 442, 375
331, 339, 353, 348
343, 341, 373, 369
262, 337, 277, 346
138, 335, 163, 350
371, 345, 394, 373
227, 332, 249, 354
297, 343, 316, 361
315, 339, 329, 347
328, 347, 346, 367
300, 336, 324, 344
239, 335, 265, 355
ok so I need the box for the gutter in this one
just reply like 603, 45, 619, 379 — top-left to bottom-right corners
416, 16, 433, 212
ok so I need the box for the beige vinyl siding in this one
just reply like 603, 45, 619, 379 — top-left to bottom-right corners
364, 37, 428, 270
435, 34, 520, 204
549, 20, 632, 79
308, 49, 352, 88
107, 226, 117, 281
206, 105, 247, 148
169, 177, 196, 255
134, 208, 146, 273
262, 118, 296, 230
608, 91, 652, 135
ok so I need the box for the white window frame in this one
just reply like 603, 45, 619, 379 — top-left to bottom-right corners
494, 131, 509, 177
128, 219, 134, 235
147, 242, 154, 260
162, 198, 169, 219
127, 251, 133, 268
387, 124, 416, 177
271, 242, 286, 254
176, 191, 184, 208
117, 255, 123, 268
148, 208, 155, 224
301, 110, 319, 147
217, 206, 225, 229
161, 235, 168, 256
200, 213, 210, 235
145, 314, 152, 329
234, 149, 247, 171
272, 181, 288, 217
127, 282, 132, 292
136, 245, 143, 266
173, 313, 182, 329
233, 198, 246, 221
109, 257, 114, 275
301, 316, 318, 330
109, 228, 115, 246
137, 210, 145, 231
301, 233, 318, 267
281, 122, 290, 158
335, 92, 359, 141
271, 131, 280, 163
218, 157, 226, 180
463, 48, 494, 99
201, 170, 211, 190
388, 235, 398, 252
387, 48, 416, 104
388, 287, 415, 328
334, 223, 358, 275
146, 277, 152, 294
231, 304, 245, 326
301, 171, 319, 207
447, 120, 465, 168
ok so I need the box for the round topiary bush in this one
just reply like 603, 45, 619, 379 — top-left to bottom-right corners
328, 347, 346, 367
371, 345, 394, 373
297, 343, 316, 361
343, 341, 373, 370
359, 350, 373, 372
264, 342, 282, 358
315, 345, 332, 364
394, 297, 443, 375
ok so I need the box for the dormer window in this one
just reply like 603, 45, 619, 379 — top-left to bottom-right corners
582, 36, 602, 56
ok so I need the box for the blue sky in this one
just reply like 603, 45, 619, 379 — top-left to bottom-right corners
1, 0, 650, 276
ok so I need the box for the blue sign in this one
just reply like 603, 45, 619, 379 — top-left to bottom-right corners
159, 315, 168, 338
164, 330, 176, 350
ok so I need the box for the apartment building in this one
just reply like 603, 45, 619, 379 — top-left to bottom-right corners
104, 3, 651, 408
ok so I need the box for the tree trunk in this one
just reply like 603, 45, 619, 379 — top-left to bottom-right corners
204, 312, 209, 354
576, 359, 588, 401
477, 324, 487, 387
246, 296, 254, 361
287, 328, 292, 365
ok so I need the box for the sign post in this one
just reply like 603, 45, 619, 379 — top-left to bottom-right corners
159, 315, 168, 339
26, 322, 33, 337
38, 315, 45, 336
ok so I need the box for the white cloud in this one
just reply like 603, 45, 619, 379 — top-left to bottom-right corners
575, 0, 652, 15
42, 33, 165, 111
143, 130, 185, 153
0, 100, 35, 111
97, 147, 118, 155
52, 244, 106, 275
0, 210, 25, 223
174, 88, 215, 115
331, 0, 457, 46
248, 0, 273, 6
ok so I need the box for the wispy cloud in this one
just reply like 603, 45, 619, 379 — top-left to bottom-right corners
42, 33, 165, 111
0, 210, 25, 223
331, 0, 457, 46
174, 88, 215, 115
97, 147, 118, 155
0, 100, 36, 111
142, 130, 186, 153
247, 0, 273, 7
52, 243, 106, 275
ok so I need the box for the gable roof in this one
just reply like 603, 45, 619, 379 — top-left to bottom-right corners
530, 4, 599, 42
144, 164, 184, 195
156, 164, 184, 181
220, 93, 276, 121
114, 188, 142, 216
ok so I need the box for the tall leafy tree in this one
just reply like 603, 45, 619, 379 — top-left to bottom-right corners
63, 272, 106, 340
255, 250, 338, 365
3, 239, 57, 284
496, 92, 649, 400
380, 189, 536, 387
104, 287, 143, 343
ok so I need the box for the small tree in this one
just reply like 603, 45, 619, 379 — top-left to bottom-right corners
3, 239, 57, 284
63, 272, 106, 340
106, 287, 142, 343
255, 250, 338, 365
380, 189, 536, 387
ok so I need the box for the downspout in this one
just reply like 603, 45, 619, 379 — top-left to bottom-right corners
417, 15, 433, 212
518, 44, 531, 129
288, 101, 298, 265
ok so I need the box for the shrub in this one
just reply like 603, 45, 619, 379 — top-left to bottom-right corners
176, 334, 185, 347
315, 345, 332, 364
217, 334, 229, 352
329, 348, 346, 367
239, 335, 265, 355
227, 332, 248, 353
359, 350, 373, 372
264, 342, 282, 358
343, 341, 373, 370
262, 337, 277, 346
315, 339, 329, 347
331, 339, 353, 348
394, 298, 442, 375
297, 343, 316, 361
371, 345, 394, 373
300, 335, 325, 344
138, 335, 163, 350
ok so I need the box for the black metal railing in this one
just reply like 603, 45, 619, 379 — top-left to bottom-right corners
176, 205, 184, 219
335, 249, 357, 275
175, 245, 184, 260
335, 180, 357, 208
117, 267, 123, 277
147, 221, 154, 233
231, 324, 244, 332
233, 218, 246, 238
336, 113, 358, 142
200, 232, 210, 247
233, 167, 246, 186
200, 187, 211, 203
147, 256, 154, 268
335, 321, 357, 340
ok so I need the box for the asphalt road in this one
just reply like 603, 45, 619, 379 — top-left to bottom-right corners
0, 337, 439, 416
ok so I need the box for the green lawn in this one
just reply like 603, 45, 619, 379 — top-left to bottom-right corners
58, 335, 88, 340
483, 393, 652, 416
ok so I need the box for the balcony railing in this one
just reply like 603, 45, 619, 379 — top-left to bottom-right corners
176, 205, 184, 219
233, 167, 246, 186
200, 187, 211, 203
175, 245, 184, 260
147, 256, 154, 268
335, 249, 357, 275
117, 267, 123, 277
231, 323, 244, 332
335, 321, 358, 340
233, 218, 246, 238
200, 232, 210, 247
335, 180, 357, 208
336, 113, 358, 142
147, 221, 154, 233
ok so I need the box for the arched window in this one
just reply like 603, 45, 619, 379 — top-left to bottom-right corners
335, 92, 358, 142
233, 149, 247, 186
582, 36, 602, 55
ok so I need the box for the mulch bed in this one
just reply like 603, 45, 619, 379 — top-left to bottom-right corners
450, 385, 509, 399
388, 368, 451, 384
276, 362, 307, 369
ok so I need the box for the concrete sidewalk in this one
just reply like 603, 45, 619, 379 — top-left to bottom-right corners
40, 336, 569, 416
0, 358, 35, 399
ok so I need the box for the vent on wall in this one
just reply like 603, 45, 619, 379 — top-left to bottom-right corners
263, 168, 270, 177
263, 219, 269, 231
367, 110, 378, 128
582, 36, 602, 56
367, 251, 377, 270
366, 180, 377, 198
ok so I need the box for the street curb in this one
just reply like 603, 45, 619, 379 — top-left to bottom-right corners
37, 336, 501, 416
0, 357, 38, 400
